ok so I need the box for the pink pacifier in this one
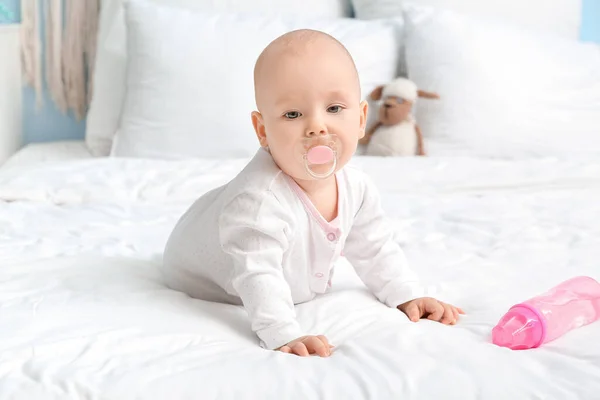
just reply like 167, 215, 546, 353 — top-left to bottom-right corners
306, 146, 335, 165
301, 134, 340, 179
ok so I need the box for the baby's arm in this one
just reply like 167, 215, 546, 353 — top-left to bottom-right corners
344, 174, 464, 324
343, 174, 426, 308
220, 191, 330, 355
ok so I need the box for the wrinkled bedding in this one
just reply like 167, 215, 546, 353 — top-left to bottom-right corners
1, 155, 599, 400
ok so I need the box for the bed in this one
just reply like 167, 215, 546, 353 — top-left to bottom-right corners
2, 0, 599, 399
1, 152, 600, 399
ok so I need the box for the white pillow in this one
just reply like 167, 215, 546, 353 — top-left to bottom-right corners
403, 4, 600, 159
352, 0, 582, 40
110, 0, 400, 160
85, 0, 354, 157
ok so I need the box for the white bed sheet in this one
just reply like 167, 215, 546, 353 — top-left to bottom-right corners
1, 155, 600, 399
2, 140, 93, 169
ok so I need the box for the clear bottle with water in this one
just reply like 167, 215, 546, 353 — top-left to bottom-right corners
492, 276, 600, 350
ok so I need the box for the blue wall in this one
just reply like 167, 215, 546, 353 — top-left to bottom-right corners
1, 0, 600, 145
582, 0, 600, 42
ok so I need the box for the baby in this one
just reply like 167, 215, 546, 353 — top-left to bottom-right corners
162, 29, 463, 357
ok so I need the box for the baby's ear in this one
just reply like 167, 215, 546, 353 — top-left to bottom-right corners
359, 100, 368, 138
251, 111, 268, 147
369, 85, 385, 101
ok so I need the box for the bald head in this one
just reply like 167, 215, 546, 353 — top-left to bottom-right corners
253, 29, 360, 109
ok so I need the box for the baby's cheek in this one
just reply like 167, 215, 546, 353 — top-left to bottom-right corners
271, 143, 303, 174
341, 136, 358, 157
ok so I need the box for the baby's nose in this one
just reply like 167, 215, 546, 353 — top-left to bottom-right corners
306, 125, 327, 136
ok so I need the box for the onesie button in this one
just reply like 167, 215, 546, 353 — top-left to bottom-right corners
315, 272, 324, 278
327, 233, 336, 241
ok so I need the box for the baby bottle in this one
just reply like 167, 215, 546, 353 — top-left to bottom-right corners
492, 276, 600, 350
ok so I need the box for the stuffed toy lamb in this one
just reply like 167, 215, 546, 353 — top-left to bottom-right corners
360, 77, 439, 156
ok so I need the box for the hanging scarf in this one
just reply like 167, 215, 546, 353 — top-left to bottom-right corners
20, 0, 100, 119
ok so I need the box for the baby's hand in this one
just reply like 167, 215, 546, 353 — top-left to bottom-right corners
277, 335, 333, 357
398, 297, 465, 325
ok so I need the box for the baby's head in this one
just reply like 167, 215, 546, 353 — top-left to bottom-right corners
251, 29, 368, 181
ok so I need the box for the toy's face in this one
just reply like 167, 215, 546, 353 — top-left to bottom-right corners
252, 45, 367, 182
378, 96, 413, 126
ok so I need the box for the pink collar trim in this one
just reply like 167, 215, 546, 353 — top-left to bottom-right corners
284, 173, 343, 235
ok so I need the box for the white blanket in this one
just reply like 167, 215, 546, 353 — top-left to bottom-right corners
1, 155, 600, 399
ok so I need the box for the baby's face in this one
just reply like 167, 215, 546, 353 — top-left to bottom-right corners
252, 41, 367, 181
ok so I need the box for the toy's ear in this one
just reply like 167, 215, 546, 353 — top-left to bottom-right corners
369, 85, 385, 101
417, 90, 440, 99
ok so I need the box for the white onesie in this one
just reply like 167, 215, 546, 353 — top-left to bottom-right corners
162, 148, 425, 349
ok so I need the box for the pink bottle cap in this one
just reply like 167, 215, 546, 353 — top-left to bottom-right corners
492, 305, 545, 350
306, 145, 334, 165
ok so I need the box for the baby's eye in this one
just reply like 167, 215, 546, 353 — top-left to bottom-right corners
284, 111, 301, 119
327, 105, 342, 113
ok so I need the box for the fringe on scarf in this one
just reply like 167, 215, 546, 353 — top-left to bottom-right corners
20, 0, 43, 109
45, 0, 66, 113
20, 0, 100, 119
62, 0, 87, 119
84, 0, 100, 107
